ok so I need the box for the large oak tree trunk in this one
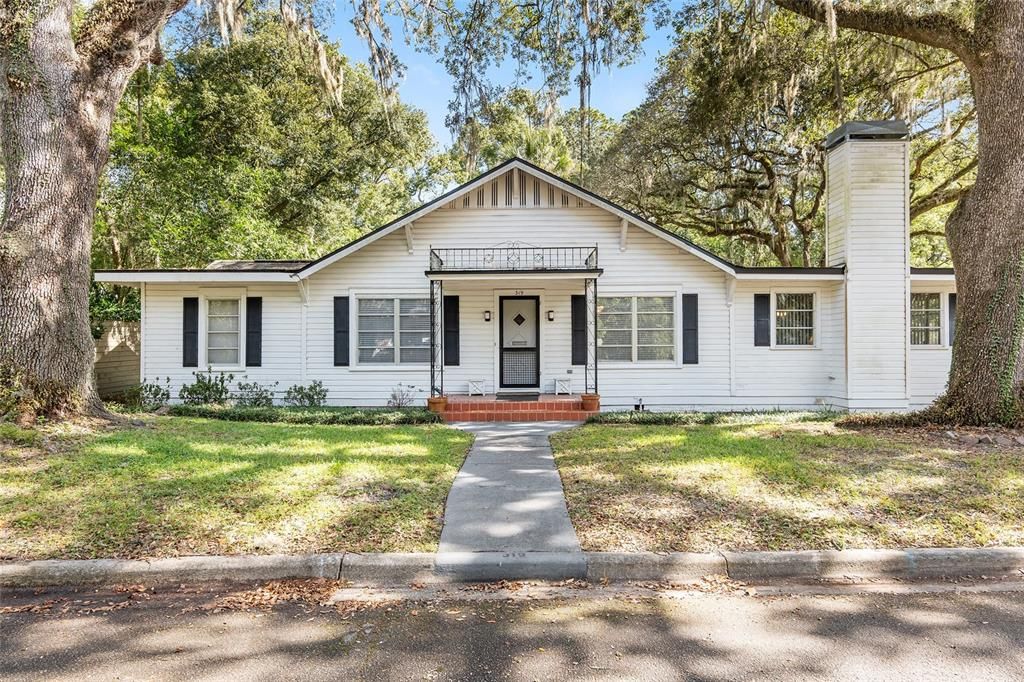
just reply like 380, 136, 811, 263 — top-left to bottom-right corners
1, 1, 151, 418
937, 20, 1024, 424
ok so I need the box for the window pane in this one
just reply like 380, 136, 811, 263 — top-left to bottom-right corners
399, 348, 430, 364
399, 299, 430, 315
598, 346, 632, 362
638, 330, 674, 346
359, 316, 394, 332
400, 314, 430, 332
208, 315, 238, 332
358, 331, 394, 348
911, 293, 941, 310
598, 297, 632, 313
359, 298, 394, 315
638, 346, 674, 361
399, 332, 430, 348
637, 312, 673, 329
777, 328, 813, 346
359, 347, 394, 363
776, 293, 813, 310
599, 313, 632, 330
637, 296, 673, 313
207, 332, 239, 349
598, 329, 632, 347
776, 310, 814, 328
208, 349, 238, 365
208, 299, 239, 316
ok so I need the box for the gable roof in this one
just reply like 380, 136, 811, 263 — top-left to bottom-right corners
293, 157, 738, 279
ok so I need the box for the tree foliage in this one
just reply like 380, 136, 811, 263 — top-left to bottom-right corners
92, 13, 450, 271
451, 87, 618, 182
594, 0, 975, 266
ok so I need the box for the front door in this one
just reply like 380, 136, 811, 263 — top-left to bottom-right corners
500, 296, 540, 388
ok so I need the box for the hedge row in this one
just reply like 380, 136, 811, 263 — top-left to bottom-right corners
167, 404, 442, 426
586, 410, 844, 426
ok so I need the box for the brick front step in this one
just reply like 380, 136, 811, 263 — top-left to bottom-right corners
438, 409, 593, 419
441, 396, 596, 422
442, 410, 595, 423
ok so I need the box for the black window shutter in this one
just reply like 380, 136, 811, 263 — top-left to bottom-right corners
443, 296, 460, 366
571, 295, 587, 365
245, 297, 262, 367
333, 296, 350, 366
948, 293, 957, 346
682, 294, 698, 364
754, 293, 771, 347
183, 297, 199, 367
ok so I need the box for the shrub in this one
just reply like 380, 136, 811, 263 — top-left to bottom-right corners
167, 404, 441, 425
387, 383, 422, 408
586, 411, 721, 426
284, 380, 327, 408
179, 369, 234, 405
836, 410, 939, 429
122, 377, 171, 412
235, 381, 278, 408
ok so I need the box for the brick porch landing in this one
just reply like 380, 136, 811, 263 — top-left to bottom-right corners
442, 394, 597, 422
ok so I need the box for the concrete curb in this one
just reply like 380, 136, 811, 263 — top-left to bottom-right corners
341, 553, 436, 585
435, 551, 587, 582
586, 552, 728, 582
0, 554, 344, 588
3, 547, 1024, 588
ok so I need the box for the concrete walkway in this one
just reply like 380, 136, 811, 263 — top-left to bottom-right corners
437, 422, 585, 580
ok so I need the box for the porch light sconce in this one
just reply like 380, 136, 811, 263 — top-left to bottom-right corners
483, 310, 492, 322
547, 310, 555, 322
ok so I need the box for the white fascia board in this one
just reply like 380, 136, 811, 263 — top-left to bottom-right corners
94, 271, 295, 285
733, 272, 846, 281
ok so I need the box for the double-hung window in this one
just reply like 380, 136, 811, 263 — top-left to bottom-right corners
206, 298, 241, 365
597, 295, 675, 363
911, 293, 942, 346
775, 293, 815, 346
357, 298, 430, 364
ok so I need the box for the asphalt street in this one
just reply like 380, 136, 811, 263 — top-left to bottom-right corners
2, 581, 1024, 681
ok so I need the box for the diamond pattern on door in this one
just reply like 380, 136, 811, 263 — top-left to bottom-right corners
513, 313, 526, 326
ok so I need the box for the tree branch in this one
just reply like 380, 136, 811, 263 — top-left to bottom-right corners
774, 0, 978, 65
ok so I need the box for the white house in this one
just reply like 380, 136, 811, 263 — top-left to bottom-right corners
95, 121, 957, 417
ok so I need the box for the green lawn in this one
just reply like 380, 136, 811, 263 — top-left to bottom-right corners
551, 419, 1024, 553
0, 417, 472, 560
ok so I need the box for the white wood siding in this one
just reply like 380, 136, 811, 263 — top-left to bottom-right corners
141, 284, 302, 401
732, 281, 847, 410
908, 280, 956, 407
832, 139, 910, 410
825, 143, 848, 267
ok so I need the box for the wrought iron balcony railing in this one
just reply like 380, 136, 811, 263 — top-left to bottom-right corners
429, 246, 598, 273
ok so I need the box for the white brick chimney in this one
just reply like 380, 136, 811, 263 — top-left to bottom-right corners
825, 120, 911, 410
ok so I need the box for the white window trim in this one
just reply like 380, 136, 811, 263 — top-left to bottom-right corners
910, 291, 948, 349
769, 288, 819, 350
198, 288, 246, 370
353, 294, 431, 368
596, 289, 682, 369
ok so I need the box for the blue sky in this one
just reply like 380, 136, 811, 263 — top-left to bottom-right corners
324, 10, 677, 146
